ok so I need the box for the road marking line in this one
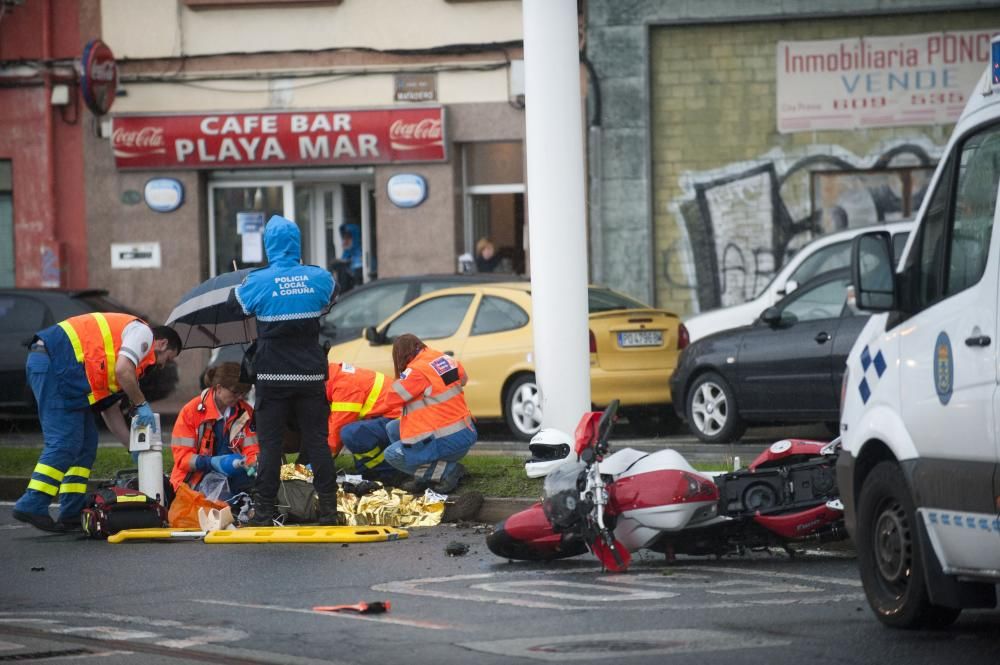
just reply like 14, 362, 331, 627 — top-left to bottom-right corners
600, 573, 819, 595
460, 628, 790, 661
0, 611, 247, 649
373, 574, 572, 610
193, 599, 455, 631
470, 580, 679, 601
679, 564, 863, 587
49, 627, 159, 641
377, 567, 863, 611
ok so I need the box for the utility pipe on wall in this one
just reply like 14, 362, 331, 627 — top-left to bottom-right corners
522, 0, 591, 434
42, 0, 57, 288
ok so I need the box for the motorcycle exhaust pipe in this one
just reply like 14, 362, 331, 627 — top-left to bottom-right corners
793, 524, 847, 544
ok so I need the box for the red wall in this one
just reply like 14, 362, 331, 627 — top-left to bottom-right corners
0, 0, 87, 287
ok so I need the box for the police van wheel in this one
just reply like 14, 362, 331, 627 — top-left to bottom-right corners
504, 373, 543, 441
856, 461, 961, 629
686, 372, 745, 444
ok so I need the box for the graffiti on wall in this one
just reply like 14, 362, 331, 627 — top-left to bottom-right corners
665, 140, 942, 312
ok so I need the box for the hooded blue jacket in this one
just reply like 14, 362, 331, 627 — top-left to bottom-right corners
235, 215, 335, 386
340, 223, 363, 271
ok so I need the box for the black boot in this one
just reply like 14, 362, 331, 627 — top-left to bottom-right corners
317, 492, 339, 526
248, 495, 278, 527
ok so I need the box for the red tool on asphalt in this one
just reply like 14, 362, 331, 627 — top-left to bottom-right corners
313, 601, 391, 614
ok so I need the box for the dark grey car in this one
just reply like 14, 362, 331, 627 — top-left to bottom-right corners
670, 270, 865, 443
0, 289, 178, 416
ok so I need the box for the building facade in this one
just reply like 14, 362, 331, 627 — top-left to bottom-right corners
0, 0, 93, 290
585, 0, 1000, 314
90, 0, 528, 398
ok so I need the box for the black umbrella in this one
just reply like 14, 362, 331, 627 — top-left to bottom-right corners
166, 269, 257, 349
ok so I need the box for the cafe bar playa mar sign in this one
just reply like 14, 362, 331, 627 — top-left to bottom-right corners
111, 107, 446, 170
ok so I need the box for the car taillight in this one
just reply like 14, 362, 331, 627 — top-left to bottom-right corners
677, 323, 690, 350
589, 329, 597, 353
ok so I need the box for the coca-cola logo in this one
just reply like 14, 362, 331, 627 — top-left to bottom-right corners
389, 118, 443, 148
90, 61, 116, 82
112, 126, 167, 158
82, 39, 117, 116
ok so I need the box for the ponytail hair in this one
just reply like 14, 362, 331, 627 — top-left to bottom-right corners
392, 333, 426, 378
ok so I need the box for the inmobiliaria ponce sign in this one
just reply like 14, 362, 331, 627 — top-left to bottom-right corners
777, 29, 999, 133
111, 107, 445, 169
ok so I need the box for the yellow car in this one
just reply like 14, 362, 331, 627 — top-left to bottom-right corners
327, 282, 686, 439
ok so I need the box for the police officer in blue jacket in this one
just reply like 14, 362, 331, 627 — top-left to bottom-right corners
234, 215, 339, 526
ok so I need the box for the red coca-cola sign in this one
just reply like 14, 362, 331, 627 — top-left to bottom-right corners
111, 107, 446, 170
81, 39, 117, 116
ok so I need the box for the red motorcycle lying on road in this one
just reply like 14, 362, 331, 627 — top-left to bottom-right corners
486, 401, 846, 571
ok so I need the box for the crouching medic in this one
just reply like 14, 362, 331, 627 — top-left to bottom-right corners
170, 362, 258, 501
326, 361, 402, 482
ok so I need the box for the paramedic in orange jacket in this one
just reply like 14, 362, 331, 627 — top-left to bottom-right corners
171, 363, 259, 500
383, 334, 477, 493
14, 313, 182, 532
327, 362, 402, 480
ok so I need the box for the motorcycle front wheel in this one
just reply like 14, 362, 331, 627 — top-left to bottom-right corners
487, 518, 588, 562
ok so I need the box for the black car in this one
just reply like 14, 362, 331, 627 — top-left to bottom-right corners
0, 289, 178, 416
670, 270, 865, 443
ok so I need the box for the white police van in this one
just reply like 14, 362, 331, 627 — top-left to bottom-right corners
839, 37, 1000, 628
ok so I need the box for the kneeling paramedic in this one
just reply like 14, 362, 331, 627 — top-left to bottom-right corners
383, 334, 477, 494
233, 214, 339, 526
326, 361, 401, 481
170, 362, 258, 501
14, 313, 182, 532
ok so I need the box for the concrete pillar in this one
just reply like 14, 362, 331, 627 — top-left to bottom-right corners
522, 0, 591, 434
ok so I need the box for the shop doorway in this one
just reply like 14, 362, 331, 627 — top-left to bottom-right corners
208, 173, 375, 287
296, 182, 377, 293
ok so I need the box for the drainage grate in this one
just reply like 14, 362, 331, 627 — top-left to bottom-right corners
0, 648, 92, 661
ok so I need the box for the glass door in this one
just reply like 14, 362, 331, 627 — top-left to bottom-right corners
208, 180, 294, 277
297, 182, 374, 294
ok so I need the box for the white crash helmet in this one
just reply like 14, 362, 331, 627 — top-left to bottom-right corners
524, 428, 575, 478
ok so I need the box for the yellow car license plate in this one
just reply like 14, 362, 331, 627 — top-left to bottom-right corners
617, 331, 663, 347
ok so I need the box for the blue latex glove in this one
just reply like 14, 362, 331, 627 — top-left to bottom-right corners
134, 402, 157, 432
210, 454, 244, 476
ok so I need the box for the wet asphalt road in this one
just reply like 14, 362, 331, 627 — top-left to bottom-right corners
1, 505, 999, 665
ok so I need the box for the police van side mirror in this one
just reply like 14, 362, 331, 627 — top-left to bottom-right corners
851, 231, 897, 312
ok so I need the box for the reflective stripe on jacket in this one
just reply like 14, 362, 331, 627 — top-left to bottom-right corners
169, 388, 259, 490
391, 347, 472, 445
37, 313, 156, 407
326, 362, 401, 455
